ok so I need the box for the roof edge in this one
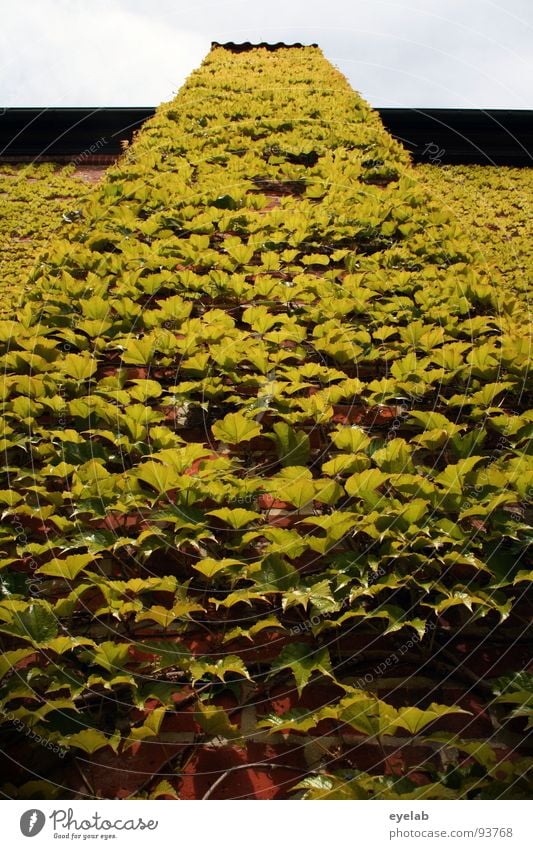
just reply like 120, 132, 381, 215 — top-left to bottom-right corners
210, 41, 318, 52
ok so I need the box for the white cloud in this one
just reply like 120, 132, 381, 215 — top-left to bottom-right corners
0, 0, 531, 106
0, 0, 208, 106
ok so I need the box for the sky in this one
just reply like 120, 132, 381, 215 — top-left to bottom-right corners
0, 0, 532, 108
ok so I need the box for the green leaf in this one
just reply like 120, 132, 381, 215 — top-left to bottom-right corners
250, 553, 299, 591
121, 336, 155, 366
138, 640, 192, 672
282, 580, 337, 614
258, 708, 321, 734
81, 641, 131, 673
242, 525, 302, 557
267, 422, 310, 467
268, 466, 317, 509
331, 426, 370, 453
0, 601, 58, 645
295, 774, 368, 800
0, 490, 23, 507
223, 615, 283, 643
0, 648, 34, 680
303, 513, 359, 554
321, 454, 370, 476
435, 456, 485, 493
128, 379, 163, 402
514, 570, 533, 585
429, 735, 500, 775
134, 460, 180, 493
192, 557, 243, 579
207, 507, 262, 529
149, 780, 180, 799
345, 468, 388, 506
466, 343, 499, 377
271, 643, 333, 695
190, 655, 250, 682
64, 729, 120, 754
212, 412, 262, 444
302, 253, 330, 266
226, 243, 254, 265
37, 553, 99, 580
336, 692, 398, 738
408, 410, 462, 434
395, 703, 470, 735
135, 600, 204, 627
372, 439, 414, 474
61, 353, 98, 381
212, 194, 241, 210
44, 636, 95, 654
313, 478, 344, 506
195, 703, 242, 741
123, 707, 166, 750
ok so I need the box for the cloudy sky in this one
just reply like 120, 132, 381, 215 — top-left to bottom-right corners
1, 0, 531, 107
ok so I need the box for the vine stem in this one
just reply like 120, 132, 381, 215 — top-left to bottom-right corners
74, 759, 98, 799
202, 761, 307, 800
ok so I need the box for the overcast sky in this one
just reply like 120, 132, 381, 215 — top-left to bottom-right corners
1, 0, 531, 108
